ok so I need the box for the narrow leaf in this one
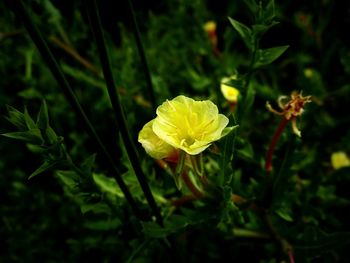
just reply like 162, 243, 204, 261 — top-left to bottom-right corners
254, 45, 289, 67
36, 100, 49, 130
5, 105, 26, 129
93, 173, 124, 197
228, 17, 253, 50
24, 107, 37, 129
2, 129, 43, 144
81, 153, 97, 174
220, 116, 238, 186
29, 160, 65, 179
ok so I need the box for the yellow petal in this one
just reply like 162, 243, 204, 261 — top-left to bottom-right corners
220, 78, 240, 103
331, 151, 350, 170
153, 95, 230, 155
138, 119, 176, 159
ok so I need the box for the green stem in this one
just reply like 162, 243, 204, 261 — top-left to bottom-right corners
7, 0, 141, 219
85, 0, 162, 226
124, 0, 157, 111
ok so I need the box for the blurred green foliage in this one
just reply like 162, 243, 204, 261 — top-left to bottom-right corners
1, 0, 350, 262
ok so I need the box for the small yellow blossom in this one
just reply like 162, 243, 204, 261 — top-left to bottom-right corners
138, 119, 176, 159
331, 151, 350, 170
266, 91, 312, 137
203, 21, 217, 32
304, 68, 313, 78
152, 95, 232, 155
221, 77, 240, 103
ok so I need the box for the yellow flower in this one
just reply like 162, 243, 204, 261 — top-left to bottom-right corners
138, 119, 176, 159
331, 151, 350, 170
152, 95, 232, 155
221, 77, 240, 103
203, 21, 217, 33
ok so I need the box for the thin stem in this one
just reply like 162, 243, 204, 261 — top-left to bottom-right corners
49, 35, 102, 77
7, 0, 141, 218
171, 194, 197, 207
85, 0, 162, 226
265, 117, 289, 173
124, 0, 157, 111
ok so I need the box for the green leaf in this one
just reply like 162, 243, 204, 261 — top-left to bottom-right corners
2, 129, 43, 144
254, 45, 289, 67
29, 160, 66, 179
219, 116, 238, 186
93, 173, 124, 197
36, 100, 49, 130
56, 170, 79, 188
81, 153, 96, 174
275, 207, 293, 222
228, 17, 253, 50
252, 22, 279, 37
263, 0, 276, 22
24, 107, 37, 129
243, 82, 256, 114
45, 127, 58, 144
84, 218, 122, 230
80, 203, 111, 215
5, 105, 26, 129
142, 215, 193, 238
294, 228, 350, 259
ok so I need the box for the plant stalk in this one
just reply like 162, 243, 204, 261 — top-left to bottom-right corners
85, 0, 162, 225
7, 0, 141, 219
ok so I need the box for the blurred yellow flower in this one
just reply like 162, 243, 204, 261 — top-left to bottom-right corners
138, 119, 176, 159
203, 21, 216, 32
152, 95, 232, 155
221, 77, 240, 103
331, 151, 350, 170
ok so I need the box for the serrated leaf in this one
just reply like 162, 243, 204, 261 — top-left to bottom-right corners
2, 129, 43, 144
29, 160, 65, 179
228, 17, 253, 50
5, 105, 26, 129
254, 45, 289, 67
93, 173, 124, 197
37, 100, 49, 130
24, 107, 37, 129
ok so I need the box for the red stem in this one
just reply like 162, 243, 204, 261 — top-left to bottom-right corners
265, 117, 290, 173
288, 250, 295, 263
181, 171, 204, 199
